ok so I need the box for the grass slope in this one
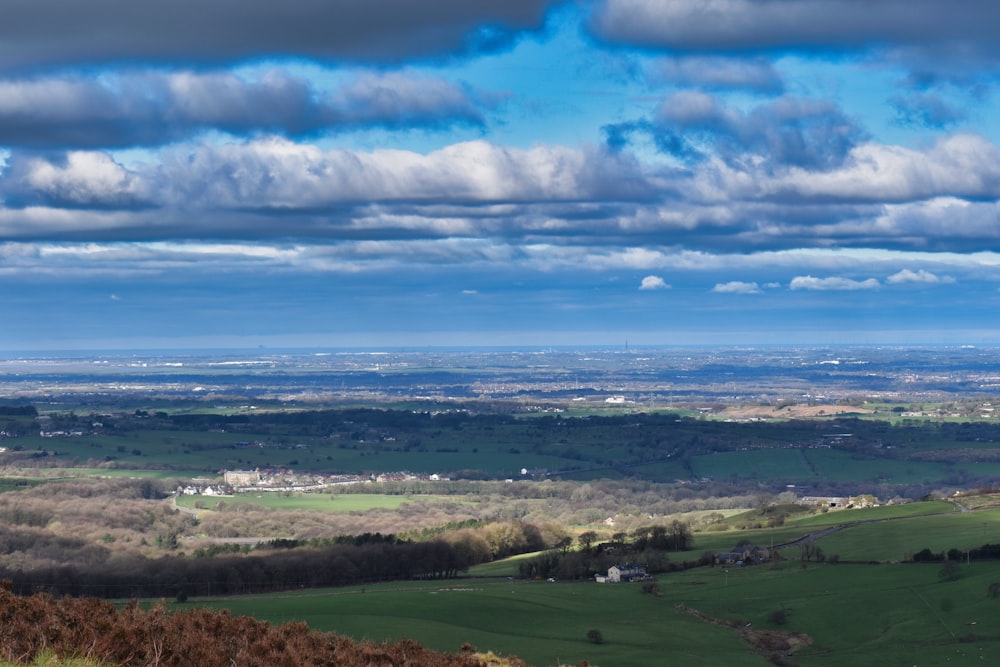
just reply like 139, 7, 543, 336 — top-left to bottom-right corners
183, 579, 766, 667
184, 501, 1000, 666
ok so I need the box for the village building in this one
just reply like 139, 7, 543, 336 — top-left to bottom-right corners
224, 469, 261, 486
800, 494, 880, 510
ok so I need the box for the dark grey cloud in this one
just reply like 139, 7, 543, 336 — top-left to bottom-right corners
0, 70, 488, 148
589, 0, 1000, 85
605, 92, 865, 170
0, 0, 561, 72
590, 0, 1000, 53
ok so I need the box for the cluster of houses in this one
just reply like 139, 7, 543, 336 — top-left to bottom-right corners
714, 543, 771, 566
178, 468, 451, 496
595, 541, 778, 583
798, 494, 879, 510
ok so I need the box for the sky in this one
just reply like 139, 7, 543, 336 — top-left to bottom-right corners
2, 0, 1000, 350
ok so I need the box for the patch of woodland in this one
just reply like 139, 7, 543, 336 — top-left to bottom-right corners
2, 536, 481, 599
0, 519, 555, 599
0, 582, 526, 667
518, 521, 701, 580
0, 479, 193, 565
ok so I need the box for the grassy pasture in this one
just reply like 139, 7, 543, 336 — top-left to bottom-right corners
671, 560, 1000, 667
812, 507, 1000, 562
183, 578, 765, 667
691, 501, 959, 555
175, 491, 467, 513
804, 448, 951, 483
691, 448, 812, 481
791, 499, 956, 527
180, 501, 1000, 666
187, 557, 1000, 667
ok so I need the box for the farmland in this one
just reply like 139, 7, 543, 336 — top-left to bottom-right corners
6, 405, 1000, 497
184, 499, 1000, 667
6, 346, 1000, 664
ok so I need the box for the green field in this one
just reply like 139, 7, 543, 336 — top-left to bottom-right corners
188, 559, 1000, 667
181, 578, 764, 667
811, 507, 1000, 562
171, 503, 1000, 666
175, 491, 468, 513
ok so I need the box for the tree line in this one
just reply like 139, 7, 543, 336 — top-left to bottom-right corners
4, 538, 474, 599
0, 518, 552, 600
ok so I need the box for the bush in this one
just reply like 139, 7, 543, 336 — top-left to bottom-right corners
939, 561, 961, 582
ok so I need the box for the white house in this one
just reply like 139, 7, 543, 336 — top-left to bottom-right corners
601, 562, 649, 583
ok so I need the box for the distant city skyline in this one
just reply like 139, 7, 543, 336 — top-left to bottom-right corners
2, 1, 1000, 350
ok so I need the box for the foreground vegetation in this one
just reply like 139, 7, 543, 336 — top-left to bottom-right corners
0, 584, 524, 667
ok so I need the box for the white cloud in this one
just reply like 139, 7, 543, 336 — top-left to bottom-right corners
886, 268, 955, 284
150, 138, 652, 209
770, 134, 1000, 202
712, 280, 760, 294
789, 275, 881, 291
639, 275, 669, 290
7, 151, 147, 206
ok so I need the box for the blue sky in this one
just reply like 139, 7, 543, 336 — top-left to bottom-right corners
2, 0, 1000, 350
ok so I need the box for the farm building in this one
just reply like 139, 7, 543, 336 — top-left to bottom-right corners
716, 544, 770, 566
596, 562, 649, 583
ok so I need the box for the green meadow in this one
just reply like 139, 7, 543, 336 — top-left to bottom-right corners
182, 578, 764, 667
175, 502, 1000, 666
188, 559, 1000, 667
174, 491, 469, 513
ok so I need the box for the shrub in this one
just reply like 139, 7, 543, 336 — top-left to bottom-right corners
939, 561, 961, 582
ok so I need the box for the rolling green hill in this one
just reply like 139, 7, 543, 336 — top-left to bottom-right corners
182, 500, 1000, 666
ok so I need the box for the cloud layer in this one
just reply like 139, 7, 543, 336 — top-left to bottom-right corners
1, 1, 999, 347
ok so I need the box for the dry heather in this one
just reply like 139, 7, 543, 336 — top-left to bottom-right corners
0, 583, 527, 667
